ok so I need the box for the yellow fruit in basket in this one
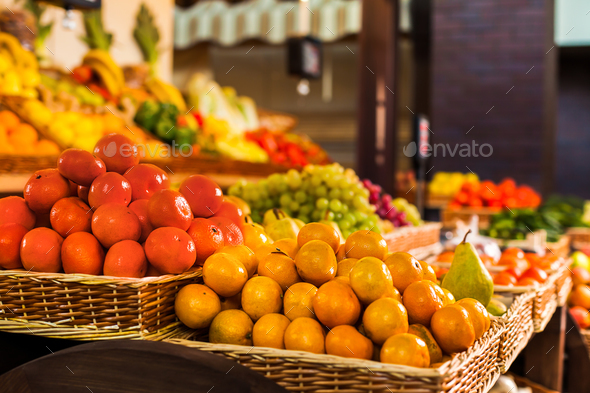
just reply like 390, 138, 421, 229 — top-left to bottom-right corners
442, 288, 456, 306
241, 276, 283, 321
455, 298, 490, 339
362, 298, 409, 345
313, 279, 361, 328
419, 260, 437, 282
430, 304, 476, 354
380, 333, 430, 368
325, 325, 373, 360
294, 240, 337, 287
273, 238, 300, 259
175, 284, 221, 329
9, 123, 38, 146
284, 317, 325, 354
283, 282, 318, 321
343, 230, 388, 260
407, 324, 443, 364
252, 313, 291, 349
297, 222, 340, 252
215, 245, 257, 278
209, 309, 254, 346
202, 253, 248, 298
35, 140, 60, 156
1, 71, 21, 94
23, 100, 53, 127
349, 256, 395, 305
76, 136, 100, 152
258, 250, 301, 291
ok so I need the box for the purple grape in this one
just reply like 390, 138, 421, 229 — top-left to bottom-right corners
386, 209, 397, 221
377, 207, 387, 217
362, 179, 372, 188
369, 193, 380, 203
382, 194, 392, 204
372, 184, 382, 194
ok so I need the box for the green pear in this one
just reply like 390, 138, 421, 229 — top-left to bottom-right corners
486, 298, 507, 316
442, 230, 494, 307
263, 208, 288, 227
293, 218, 305, 230
265, 217, 300, 242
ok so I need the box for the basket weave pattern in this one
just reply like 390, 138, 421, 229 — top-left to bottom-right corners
0, 269, 201, 339
497, 292, 535, 373
383, 222, 442, 254
532, 274, 559, 333
167, 320, 502, 393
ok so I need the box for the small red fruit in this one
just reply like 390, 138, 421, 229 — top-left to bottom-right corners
57, 148, 107, 186
0, 223, 28, 269
93, 134, 139, 174
187, 218, 224, 265
147, 189, 193, 231
179, 175, 223, 218
212, 201, 244, 228
208, 216, 244, 246
88, 172, 132, 209
123, 163, 170, 202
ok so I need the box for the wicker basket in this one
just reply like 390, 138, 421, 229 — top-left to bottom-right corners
555, 264, 573, 307
566, 227, 590, 249
166, 320, 502, 393
0, 269, 201, 340
532, 275, 560, 333
441, 207, 499, 229
383, 222, 442, 255
494, 292, 535, 373
546, 235, 571, 259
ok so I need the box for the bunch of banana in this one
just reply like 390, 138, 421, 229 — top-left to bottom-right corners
144, 77, 187, 112
82, 49, 125, 97
0, 32, 40, 97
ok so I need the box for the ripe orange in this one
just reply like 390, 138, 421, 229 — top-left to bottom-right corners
91, 203, 141, 248
123, 163, 170, 202
209, 216, 244, 246
349, 256, 395, 305
57, 148, 106, 187
456, 298, 490, 340
187, 218, 224, 265
441, 288, 456, 306
258, 251, 301, 291
294, 240, 337, 287
0, 110, 20, 130
297, 222, 340, 252
252, 313, 291, 349
283, 282, 318, 321
24, 169, 71, 213
215, 245, 258, 278
212, 200, 244, 228
419, 260, 437, 282
313, 280, 361, 328
241, 222, 271, 251
93, 133, 139, 174
430, 304, 476, 354
571, 267, 590, 287
408, 324, 443, 364
325, 325, 373, 360
77, 185, 90, 204
128, 199, 154, 243
380, 333, 430, 367
144, 227, 197, 274
284, 317, 325, 354
104, 240, 148, 278
50, 197, 92, 237
0, 223, 28, 269
343, 230, 388, 260
9, 123, 37, 146
241, 276, 283, 321
569, 284, 590, 309
209, 309, 254, 346
384, 252, 424, 294
402, 280, 444, 327
273, 238, 299, 258
175, 284, 221, 329
336, 258, 358, 277
179, 174, 224, 218
202, 253, 248, 297
0, 196, 36, 230
20, 227, 64, 273
219, 292, 242, 311
61, 232, 105, 275
147, 189, 193, 231
88, 172, 133, 209
362, 298, 409, 345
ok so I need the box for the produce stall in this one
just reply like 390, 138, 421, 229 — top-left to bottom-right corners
0, 1, 589, 393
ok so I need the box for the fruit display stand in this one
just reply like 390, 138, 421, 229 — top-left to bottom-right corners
382, 222, 443, 260
441, 207, 498, 230
166, 320, 502, 393
565, 227, 590, 250
0, 269, 201, 340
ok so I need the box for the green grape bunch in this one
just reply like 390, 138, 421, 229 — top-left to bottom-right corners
227, 164, 380, 239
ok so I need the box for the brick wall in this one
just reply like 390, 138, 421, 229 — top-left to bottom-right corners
430, 0, 556, 194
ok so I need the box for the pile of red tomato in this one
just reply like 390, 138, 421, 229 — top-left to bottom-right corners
448, 178, 541, 209
246, 130, 330, 168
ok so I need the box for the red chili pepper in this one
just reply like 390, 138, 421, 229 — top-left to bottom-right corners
192, 112, 204, 127
260, 132, 278, 153
73, 65, 93, 84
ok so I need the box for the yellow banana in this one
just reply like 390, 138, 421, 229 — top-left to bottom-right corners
85, 60, 121, 96
0, 33, 25, 69
82, 49, 124, 88
145, 77, 187, 112
20, 49, 38, 71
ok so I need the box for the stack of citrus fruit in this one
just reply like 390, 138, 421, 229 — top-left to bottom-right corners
0, 110, 60, 155
0, 133, 252, 278
175, 224, 491, 368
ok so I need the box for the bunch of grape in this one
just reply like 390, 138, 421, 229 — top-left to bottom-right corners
227, 164, 380, 238
363, 179, 412, 227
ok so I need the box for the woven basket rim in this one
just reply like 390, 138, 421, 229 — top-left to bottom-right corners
382, 222, 442, 239
0, 267, 202, 287
166, 319, 502, 379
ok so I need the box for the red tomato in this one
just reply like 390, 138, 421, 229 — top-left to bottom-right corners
494, 271, 517, 286
520, 266, 548, 284
504, 267, 524, 279
516, 277, 539, 287
503, 247, 525, 260
179, 175, 223, 218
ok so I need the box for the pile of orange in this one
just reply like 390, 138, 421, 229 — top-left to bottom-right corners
175, 225, 491, 368
0, 133, 252, 278
0, 110, 60, 155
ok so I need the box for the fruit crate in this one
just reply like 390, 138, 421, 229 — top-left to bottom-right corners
555, 263, 573, 307
0, 268, 201, 340
565, 227, 590, 249
494, 291, 535, 373
441, 207, 499, 230
383, 222, 442, 255
166, 319, 502, 393
426, 193, 453, 209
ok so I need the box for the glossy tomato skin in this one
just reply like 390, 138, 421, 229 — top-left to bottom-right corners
212, 201, 244, 228
123, 164, 171, 202
88, 172, 132, 208
494, 271, 517, 286
93, 134, 139, 174
516, 277, 539, 287
179, 175, 223, 218
519, 266, 548, 284
208, 216, 244, 246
